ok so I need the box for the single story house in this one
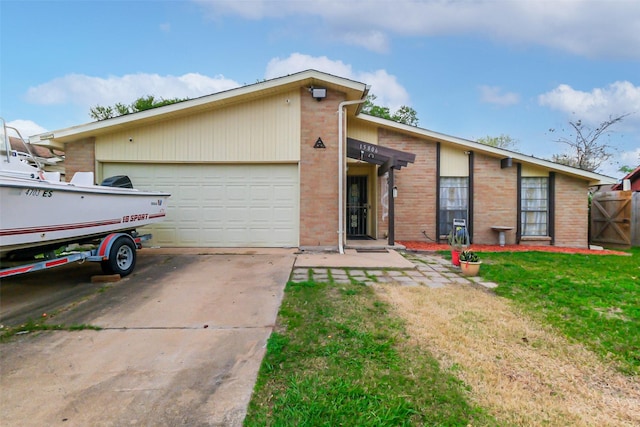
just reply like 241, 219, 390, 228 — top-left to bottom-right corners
31, 70, 616, 250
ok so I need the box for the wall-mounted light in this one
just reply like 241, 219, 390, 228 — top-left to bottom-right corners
310, 87, 326, 101
393, 186, 398, 198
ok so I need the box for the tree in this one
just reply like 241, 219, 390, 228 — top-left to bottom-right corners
549, 113, 630, 172
477, 134, 519, 150
618, 165, 635, 174
361, 95, 419, 126
90, 95, 188, 120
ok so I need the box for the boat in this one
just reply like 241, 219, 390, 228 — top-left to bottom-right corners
0, 117, 170, 259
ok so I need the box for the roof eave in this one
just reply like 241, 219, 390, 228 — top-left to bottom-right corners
29, 69, 368, 145
356, 114, 618, 186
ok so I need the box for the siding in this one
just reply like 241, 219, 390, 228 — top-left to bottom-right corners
95, 90, 301, 163
522, 164, 549, 177
440, 145, 469, 176
348, 121, 378, 145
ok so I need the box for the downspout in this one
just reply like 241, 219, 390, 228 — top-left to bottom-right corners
337, 99, 366, 254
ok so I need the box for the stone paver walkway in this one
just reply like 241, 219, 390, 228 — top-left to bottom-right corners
290, 251, 499, 289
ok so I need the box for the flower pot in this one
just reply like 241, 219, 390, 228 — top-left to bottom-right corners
460, 261, 481, 276
451, 250, 461, 266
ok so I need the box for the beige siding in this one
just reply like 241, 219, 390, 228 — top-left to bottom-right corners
96, 90, 301, 163
440, 145, 469, 176
521, 164, 549, 177
348, 121, 378, 144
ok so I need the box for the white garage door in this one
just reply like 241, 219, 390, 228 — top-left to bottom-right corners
102, 163, 299, 247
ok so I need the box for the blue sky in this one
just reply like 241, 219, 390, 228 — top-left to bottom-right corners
2, 0, 639, 178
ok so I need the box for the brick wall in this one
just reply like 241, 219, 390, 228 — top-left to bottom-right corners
554, 173, 589, 247
299, 87, 344, 248
379, 129, 438, 241
64, 138, 95, 182
472, 154, 518, 245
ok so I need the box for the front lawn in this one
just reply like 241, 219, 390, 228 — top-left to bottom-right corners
245, 248, 639, 425
244, 275, 494, 426
480, 247, 640, 375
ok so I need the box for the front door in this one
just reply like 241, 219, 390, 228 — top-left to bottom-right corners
347, 176, 368, 237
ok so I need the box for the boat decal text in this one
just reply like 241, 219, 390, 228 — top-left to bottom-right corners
122, 213, 149, 223
24, 188, 53, 198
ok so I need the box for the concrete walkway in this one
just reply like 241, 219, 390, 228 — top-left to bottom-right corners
292, 249, 499, 290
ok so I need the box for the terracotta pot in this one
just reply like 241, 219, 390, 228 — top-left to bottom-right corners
460, 261, 481, 276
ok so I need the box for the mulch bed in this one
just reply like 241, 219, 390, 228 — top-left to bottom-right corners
398, 241, 629, 256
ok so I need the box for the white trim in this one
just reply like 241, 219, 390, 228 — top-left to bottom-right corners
29, 70, 368, 145
356, 114, 617, 186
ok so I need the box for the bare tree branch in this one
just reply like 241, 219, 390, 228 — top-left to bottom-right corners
552, 113, 630, 171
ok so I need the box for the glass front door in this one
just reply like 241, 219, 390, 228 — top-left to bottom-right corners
347, 176, 368, 237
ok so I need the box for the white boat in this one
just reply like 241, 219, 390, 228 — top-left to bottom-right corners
0, 118, 170, 258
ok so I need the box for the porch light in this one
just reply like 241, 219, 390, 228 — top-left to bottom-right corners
310, 87, 326, 101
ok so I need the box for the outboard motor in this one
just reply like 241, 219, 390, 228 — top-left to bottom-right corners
101, 175, 134, 188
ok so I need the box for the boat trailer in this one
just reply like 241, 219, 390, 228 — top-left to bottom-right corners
0, 232, 151, 279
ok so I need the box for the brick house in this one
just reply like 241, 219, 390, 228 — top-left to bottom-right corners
31, 70, 616, 250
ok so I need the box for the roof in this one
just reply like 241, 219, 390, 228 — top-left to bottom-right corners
29, 69, 369, 149
354, 114, 617, 186
611, 165, 640, 190
9, 136, 61, 159
29, 69, 615, 186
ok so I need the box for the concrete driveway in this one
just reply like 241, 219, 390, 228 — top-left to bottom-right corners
0, 249, 296, 426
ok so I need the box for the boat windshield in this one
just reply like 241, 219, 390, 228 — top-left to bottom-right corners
1, 117, 9, 162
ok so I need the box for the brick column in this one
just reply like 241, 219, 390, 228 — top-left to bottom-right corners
379, 129, 437, 241
472, 154, 518, 244
64, 138, 96, 182
554, 174, 589, 247
299, 88, 345, 248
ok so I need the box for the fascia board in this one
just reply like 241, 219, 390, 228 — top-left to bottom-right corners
29, 69, 368, 145
357, 114, 618, 186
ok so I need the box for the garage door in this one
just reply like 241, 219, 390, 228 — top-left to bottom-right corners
102, 164, 299, 247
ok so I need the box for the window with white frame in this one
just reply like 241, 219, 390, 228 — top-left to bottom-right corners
439, 177, 469, 236
521, 177, 548, 236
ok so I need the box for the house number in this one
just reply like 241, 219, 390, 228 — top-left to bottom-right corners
359, 143, 379, 154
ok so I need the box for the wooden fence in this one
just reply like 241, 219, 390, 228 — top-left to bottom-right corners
590, 191, 639, 249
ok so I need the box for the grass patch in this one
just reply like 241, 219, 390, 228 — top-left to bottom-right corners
480, 247, 640, 375
245, 278, 495, 426
0, 319, 102, 342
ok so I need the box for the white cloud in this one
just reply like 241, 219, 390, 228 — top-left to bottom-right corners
538, 81, 640, 125
25, 73, 241, 107
265, 53, 410, 111
194, 0, 640, 59
341, 30, 390, 54
620, 147, 640, 167
5, 119, 48, 139
599, 147, 640, 178
479, 85, 520, 106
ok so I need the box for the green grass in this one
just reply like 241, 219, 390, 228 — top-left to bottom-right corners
479, 247, 640, 375
0, 319, 102, 342
245, 278, 495, 426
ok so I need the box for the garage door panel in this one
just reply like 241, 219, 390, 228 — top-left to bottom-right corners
103, 163, 298, 247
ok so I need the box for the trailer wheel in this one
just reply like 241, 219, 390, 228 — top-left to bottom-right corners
101, 236, 136, 276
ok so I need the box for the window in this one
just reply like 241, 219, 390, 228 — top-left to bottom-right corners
439, 177, 468, 236
521, 177, 548, 236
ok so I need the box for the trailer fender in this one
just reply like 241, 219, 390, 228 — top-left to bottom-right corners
96, 233, 135, 261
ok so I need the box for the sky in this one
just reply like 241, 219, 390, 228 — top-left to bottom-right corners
1, 0, 639, 179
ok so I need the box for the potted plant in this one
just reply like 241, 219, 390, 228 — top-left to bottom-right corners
459, 249, 481, 276
447, 228, 468, 266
